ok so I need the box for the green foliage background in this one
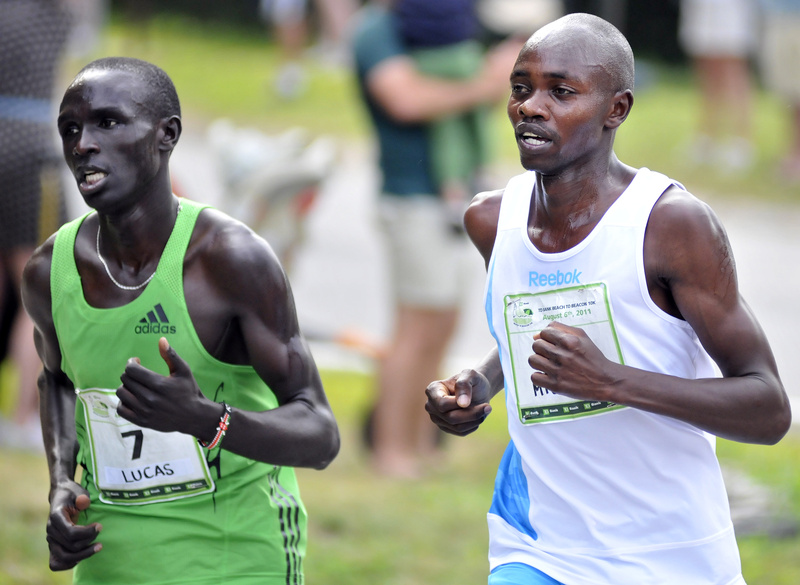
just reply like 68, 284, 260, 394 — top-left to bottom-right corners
4, 369, 800, 584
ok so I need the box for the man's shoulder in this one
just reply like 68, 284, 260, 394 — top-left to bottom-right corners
23, 234, 56, 288
191, 207, 285, 279
651, 183, 716, 224
467, 187, 504, 230
470, 187, 505, 211
193, 206, 263, 250
185, 208, 291, 316
21, 233, 58, 328
464, 188, 505, 260
646, 183, 727, 262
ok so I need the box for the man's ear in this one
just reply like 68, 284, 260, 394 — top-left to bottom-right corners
159, 115, 182, 152
605, 89, 633, 130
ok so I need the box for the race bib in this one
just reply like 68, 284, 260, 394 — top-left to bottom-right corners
503, 283, 625, 424
76, 388, 216, 505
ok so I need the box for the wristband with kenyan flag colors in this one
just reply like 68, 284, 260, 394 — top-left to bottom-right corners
199, 402, 232, 449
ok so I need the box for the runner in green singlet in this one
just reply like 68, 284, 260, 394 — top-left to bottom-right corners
21, 57, 340, 584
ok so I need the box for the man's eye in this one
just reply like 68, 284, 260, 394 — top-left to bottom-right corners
100, 119, 118, 128
60, 126, 78, 137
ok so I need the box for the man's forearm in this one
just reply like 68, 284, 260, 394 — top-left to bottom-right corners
39, 370, 79, 497
475, 347, 505, 401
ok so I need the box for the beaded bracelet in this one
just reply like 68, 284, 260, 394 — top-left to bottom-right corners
199, 402, 232, 449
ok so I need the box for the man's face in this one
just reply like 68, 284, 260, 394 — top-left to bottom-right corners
57, 69, 163, 210
507, 31, 617, 175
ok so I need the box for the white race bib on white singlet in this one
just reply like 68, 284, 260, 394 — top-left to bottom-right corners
503, 283, 626, 424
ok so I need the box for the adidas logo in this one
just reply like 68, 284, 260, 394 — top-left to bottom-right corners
134, 303, 177, 335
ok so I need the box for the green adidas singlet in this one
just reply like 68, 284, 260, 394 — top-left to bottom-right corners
50, 199, 307, 585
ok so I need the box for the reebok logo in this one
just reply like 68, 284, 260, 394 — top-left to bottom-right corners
135, 303, 176, 335
529, 269, 582, 288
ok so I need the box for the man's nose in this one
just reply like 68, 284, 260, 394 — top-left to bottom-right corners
72, 129, 99, 156
518, 90, 549, 119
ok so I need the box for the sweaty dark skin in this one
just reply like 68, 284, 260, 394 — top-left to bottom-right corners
22, 65, 339, 572
425, 18, 790, 445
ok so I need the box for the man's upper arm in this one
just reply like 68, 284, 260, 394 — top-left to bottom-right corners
465, 189, 503, 269
21, 237, 63, 374
647, 190, 780, 380
207, 219, 320, 405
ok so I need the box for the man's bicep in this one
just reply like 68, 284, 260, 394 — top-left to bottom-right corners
234, 253, 316, 403
22, 242, 63, 373
665, 205, 777, 378
244, 320, 319, 408
679, 279, 775, 377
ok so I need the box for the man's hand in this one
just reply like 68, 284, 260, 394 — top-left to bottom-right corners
46, 484, 101, 571
425, 369, 493, 436
117, 337, 212, 436
530, 322, 619, 401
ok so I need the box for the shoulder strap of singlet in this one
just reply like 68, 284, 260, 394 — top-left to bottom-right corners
51, 212, 92, 311
156, 198, 210, 302
495, 168, 684, 231
496, 171, 537, 232
49, 199, 211, 312
606, 168, 685, 226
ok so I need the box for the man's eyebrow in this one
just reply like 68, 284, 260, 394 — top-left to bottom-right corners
58, 103, 128, 120
92, 105, 128, 117
510, 69, 572, 81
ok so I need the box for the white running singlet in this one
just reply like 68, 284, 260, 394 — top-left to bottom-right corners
485, 168, 746, 585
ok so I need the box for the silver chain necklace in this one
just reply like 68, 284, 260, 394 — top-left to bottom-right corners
95, 203, 181, 291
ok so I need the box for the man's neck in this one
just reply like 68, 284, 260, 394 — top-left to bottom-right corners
98, 191, 181, 265
527, 158, 635, 253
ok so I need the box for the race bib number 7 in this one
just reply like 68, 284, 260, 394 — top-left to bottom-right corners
76, 388, 215, 505
503, 283, 626, 424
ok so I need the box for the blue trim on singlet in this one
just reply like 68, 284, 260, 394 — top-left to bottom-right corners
489, 562, 563, 585
485, 247, 509, 370
485, 249, 498, 340
489, 441, 538, 541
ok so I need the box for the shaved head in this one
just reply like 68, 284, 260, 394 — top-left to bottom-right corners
69, 57, 181, 121
524, 13, 635, 94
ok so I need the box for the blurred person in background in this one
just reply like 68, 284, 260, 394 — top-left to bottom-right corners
261, 0, 358, 99
260, 0, 312, 99
352, 0, 521, 478
758, 0, 800, 183
313, 0, 358, 64
63, 0, 108, 60
397, 0, 494, 233
0, 0, 72, 451
678, 0, 758, 172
